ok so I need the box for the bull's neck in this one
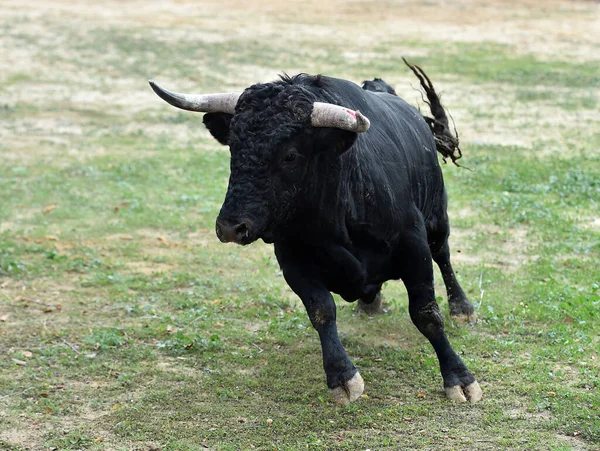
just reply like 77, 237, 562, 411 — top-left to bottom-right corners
283, 153, 360, 243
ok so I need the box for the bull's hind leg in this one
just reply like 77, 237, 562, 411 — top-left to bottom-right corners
432, 239, 476, 322
426, 198, 476, 322
399, 220, 482, 403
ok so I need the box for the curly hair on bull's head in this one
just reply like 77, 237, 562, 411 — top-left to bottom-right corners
232, 81, 315, 146
218, 80, 322, 244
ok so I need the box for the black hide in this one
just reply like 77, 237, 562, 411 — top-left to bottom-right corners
207, 73, 479, 403
362, 77, 397, 95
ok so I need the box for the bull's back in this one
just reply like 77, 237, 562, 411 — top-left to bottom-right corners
339, 84, 445, 223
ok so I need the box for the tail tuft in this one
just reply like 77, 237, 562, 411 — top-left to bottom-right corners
403, 58, 463, 167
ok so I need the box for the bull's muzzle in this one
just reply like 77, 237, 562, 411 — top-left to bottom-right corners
215, 218, 255, 245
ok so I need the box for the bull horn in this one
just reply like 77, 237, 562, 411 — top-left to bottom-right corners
311, 102, 370, 132
148, 80, 241, 114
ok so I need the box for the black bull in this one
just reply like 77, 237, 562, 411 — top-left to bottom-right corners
149, 62, 482, 405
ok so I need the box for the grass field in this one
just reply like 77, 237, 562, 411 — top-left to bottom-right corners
1, 0, 599, 449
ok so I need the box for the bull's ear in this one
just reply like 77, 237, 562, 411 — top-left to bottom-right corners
203, 112, 233, 145
315, 128, 358, 155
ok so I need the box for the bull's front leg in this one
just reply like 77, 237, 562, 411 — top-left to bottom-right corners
275, 250, 364, 405
306, 287, 364, 405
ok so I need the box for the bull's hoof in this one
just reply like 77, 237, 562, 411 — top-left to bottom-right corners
450, 311, 478, 325
445, 381, 483, 404
449, 298, 477, 324
330, 372, 364, 406
357, 292, 384, 315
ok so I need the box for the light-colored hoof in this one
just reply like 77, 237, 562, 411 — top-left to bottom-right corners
464, 381, 483, 403
445, 381, 483, 404
330, 372, 364, 406
451, 311, 478, 325
445, 385, 467, 402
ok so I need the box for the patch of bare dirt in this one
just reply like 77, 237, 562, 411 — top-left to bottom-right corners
555, 434, 589, 451
0, 210, 39, 233
451, 223, 534, 272
2, 0, 598, 168
156, 356, 204, 379
579, 216, 600, 232
340, 315, 417, 349
4, 0, 594, 62
428, 83, 599, 152
0, 385, 118, 450
504, 407, 553, 421
124, 260, 174, 275
0, 277, 77, 314
0, 424, 52, 451
390, 79, 600, 152
115, 228, 275, 263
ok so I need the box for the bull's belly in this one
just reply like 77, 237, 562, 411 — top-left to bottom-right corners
329, 280, 384, 303
320, 250, 398, 302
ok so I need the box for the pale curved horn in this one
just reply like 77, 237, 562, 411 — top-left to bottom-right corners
148, 80, 241, 114
311, 102, 370, 132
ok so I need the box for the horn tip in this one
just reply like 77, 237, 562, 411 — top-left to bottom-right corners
148, 79, 163, 97
356, 111, 370, 132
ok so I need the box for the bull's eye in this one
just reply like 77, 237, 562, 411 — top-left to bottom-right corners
282, 151, 298, 165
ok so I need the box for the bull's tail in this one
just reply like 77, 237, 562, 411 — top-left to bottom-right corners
403, 58, 463, 166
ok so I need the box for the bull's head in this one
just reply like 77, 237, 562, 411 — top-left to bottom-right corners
149, 78, 370, 245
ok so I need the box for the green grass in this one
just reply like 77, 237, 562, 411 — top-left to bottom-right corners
1, 1, 599, 450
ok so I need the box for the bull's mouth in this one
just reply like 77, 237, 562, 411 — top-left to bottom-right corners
260, 228, 275, 244
236, 228, 256, 246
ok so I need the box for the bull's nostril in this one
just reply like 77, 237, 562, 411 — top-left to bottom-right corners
234, 223, 249, 240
